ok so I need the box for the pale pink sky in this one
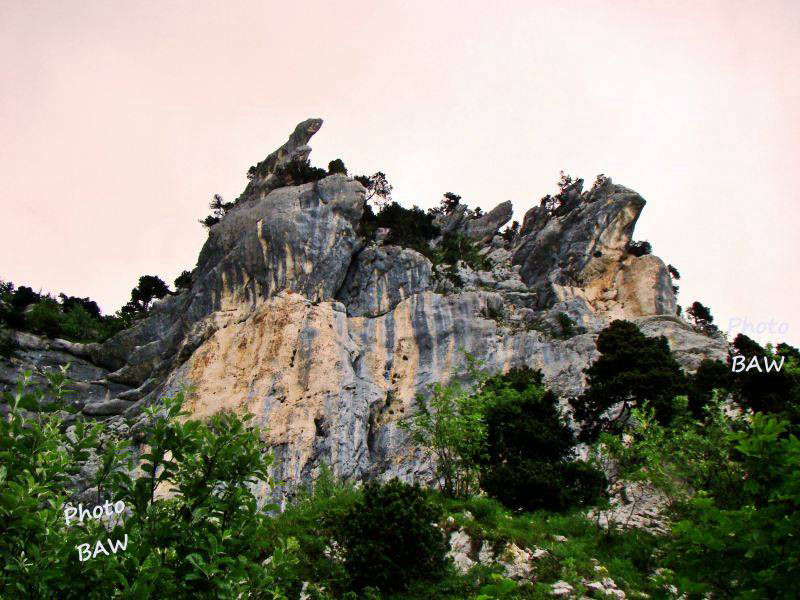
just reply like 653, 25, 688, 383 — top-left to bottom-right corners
1, 0, 798, 346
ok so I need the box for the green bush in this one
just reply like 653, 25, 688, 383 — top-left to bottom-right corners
436, 233, 490, 272
570, 320, 687, 442
26, 298, 64, 338
556, 312, 576, 338
0, 279, 130, 344
478, 368, 607, 512
0, 371, 299, 599
627, 240, 652, 257
598, 400, 800, 598
399, 367, 487, 499
274, 157, 327, 187
730, 334, 800, 425
174, 270, 193, 291
359, 201, 440, 258
335, 479, 448, 593
60, 305, 99, 343
327, 158, 347, 175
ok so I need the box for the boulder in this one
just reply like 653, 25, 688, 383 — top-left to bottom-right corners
464, 200, 513, 240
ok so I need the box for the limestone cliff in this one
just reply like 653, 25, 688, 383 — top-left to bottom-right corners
1, 119, 727, 495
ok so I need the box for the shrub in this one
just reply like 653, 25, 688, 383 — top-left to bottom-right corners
354, 172, 392, 208
358, 201, 440, 258
556, 312, 576, 338
274, 157, 327, 187
174, 270, 193, 291
124, 274, 170, 315
686, 300, 718, 334
0, 371, 298, 599
200, 194, 234, 229
627, 240, 652, 257
335, 479, 447, 592
437, 233, 490, 272
0, 279, 129, 344
399, 365, 488, 499
0, 326, 16, 357
599, 401, 800, 598
478, 368, 607, 511
500, 221, 519, 244
569, 320, 687, 442
729, 334, 800, 424
26, 298, 63, 338
327, 158, 347, 175
60, 304, 99, 343
688, 359, 731, 419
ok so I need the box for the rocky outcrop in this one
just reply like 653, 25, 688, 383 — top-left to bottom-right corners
0, 119, 728, 498
337, 246, 432, 317
464, 200, 513, 240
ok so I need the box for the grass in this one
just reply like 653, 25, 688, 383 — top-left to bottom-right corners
266, 472, 666, 599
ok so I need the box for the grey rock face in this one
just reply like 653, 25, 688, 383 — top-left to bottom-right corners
99, 176, 364, 388
634, 315, 727, 371
337, 246, 433, 317
433, 201, 513, 241
513, 181, 644, 290
463, 200, 513, 240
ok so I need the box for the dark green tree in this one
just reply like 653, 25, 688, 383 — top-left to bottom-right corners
730, 334, 800, 423
335, 480, 447, 592
26, 298, 63, 339
478, 367, 606, 511
59, 294, 101, 319
200, 194, 234, 229
688, 359, 731, 418
441, 192, 461, 213
327, 158, 347, 175
125, 275, 170, 315
686, 301, 714, 331
354, 172, 393, 208
358, 202, 440, 259
174, 270, 193, 291
570, 320, 687, 441
627, 240, 652, 257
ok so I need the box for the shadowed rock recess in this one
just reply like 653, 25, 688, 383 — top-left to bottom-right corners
2, 119, 726, 497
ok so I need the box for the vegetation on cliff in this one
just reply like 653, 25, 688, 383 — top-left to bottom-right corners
2, 317, 800, 598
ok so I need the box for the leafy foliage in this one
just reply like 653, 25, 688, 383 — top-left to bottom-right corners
627, 240, 652, 257
274, 157, 327, 187
569, 320, 687, 442
358, 201, 440, 258
435, 233, 490, 273
478, 368, 606, 512
335, 480, 448, 593
598, 399, 800, 598
0, 279, 127, 344
174, 270, 193, 291
0, 372, 299, 599
327, 158, 348, 175
399, 361, 488, 498
687, 358, 731, 419
730, 334, 800, 424
354, 172, 393, 208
